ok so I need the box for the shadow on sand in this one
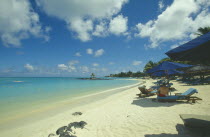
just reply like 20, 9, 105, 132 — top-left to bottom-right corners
149, 86, 177, 92
176, 81, 207, 87
144, 124, 210, 137
179, 84, 205, 87
132, 97, 188, 108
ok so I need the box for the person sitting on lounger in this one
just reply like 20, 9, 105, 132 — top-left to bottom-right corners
157, 84, 169, 97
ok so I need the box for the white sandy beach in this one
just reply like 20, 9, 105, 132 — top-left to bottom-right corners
1, 78, 210, 137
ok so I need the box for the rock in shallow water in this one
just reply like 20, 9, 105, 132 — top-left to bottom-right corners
55, 121, 87, 137
68, 121, 87, 129
59, 132, 76, 137
56, 126, 68, 135
72, 112, 82, 116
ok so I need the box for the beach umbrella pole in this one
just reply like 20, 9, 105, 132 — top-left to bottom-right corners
165, 70, 171, 96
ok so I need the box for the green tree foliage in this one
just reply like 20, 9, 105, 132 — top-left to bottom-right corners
143, 61, 158, 72
90, 73, 95, 79
195, 27, 210, 36
157, 58, 172, 64
107, 58, 197, 78
127, 71, 133, 77
108, 71, 146, 77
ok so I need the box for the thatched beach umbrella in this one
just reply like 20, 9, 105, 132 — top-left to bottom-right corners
186, 65, 210, 80
187, 65, 210, 72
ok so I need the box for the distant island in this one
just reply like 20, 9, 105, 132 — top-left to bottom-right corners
77, 78, 111, 80
78, 73, 112, 80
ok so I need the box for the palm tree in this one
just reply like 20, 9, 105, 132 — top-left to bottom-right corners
90, 73, 95, 79
143, 61, 157, 72
195, 27, 210, 36
157, 58, 172, 64
126, 71, 133, 77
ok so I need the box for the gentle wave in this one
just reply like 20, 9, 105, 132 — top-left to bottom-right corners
13, 81, 24, 83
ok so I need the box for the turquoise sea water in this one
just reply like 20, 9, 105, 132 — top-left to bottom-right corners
0, 77, 139, 123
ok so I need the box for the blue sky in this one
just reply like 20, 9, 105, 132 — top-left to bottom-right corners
0, 0, 210, 77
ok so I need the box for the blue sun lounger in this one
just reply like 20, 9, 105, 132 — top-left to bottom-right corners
157, 88, 202, 103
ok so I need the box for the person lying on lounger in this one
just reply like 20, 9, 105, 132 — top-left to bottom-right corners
138, 85, 154, 94
136, 85, 157, 97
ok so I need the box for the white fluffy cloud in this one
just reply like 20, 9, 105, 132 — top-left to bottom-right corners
86, 48, 93, 55
95, 49, 105, 57
24, 63, 34, 71
170, 44, 179, 49
101, 68, 108, 72
93, 22, 108, 37
68, 60, 79, 66
92, 63, 99, 67
132, 61, 142, 66
86, 48, 105, 57
158, 0, 165, 11
75, 52, 82, 57
68, 65, 76, 72
68, 18, 93, 41
80, 66, 89, 73
68, 60, 79, 72
109, 62, 115, 65
0, 0, 49, 47
58, 60, 79, 72
35, 0, 128, 41
57, 64, 68, 71
170, 40, 188, 49
135, 0, 210, 48
109, 15, 128, 35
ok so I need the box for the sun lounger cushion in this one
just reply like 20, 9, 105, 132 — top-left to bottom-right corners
150, 90, 157, 94
181, 88, 198, 96
158, 95, 180, 100
157, 88, 198, 100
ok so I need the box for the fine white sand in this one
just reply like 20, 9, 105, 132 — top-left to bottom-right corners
1, 79, 210, 137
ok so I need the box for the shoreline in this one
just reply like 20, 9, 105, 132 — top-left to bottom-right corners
0, 79, 142, 131
2, 78, 210, 137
